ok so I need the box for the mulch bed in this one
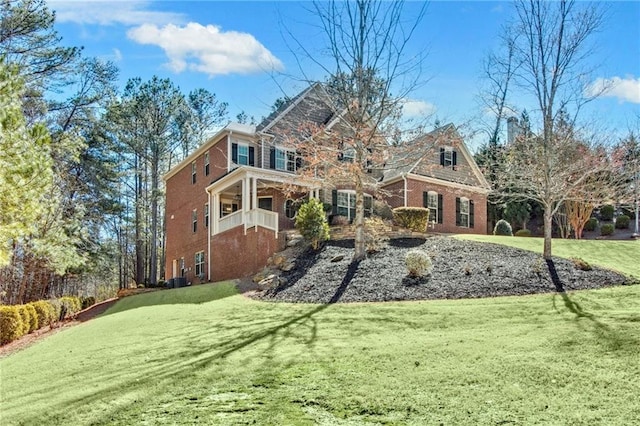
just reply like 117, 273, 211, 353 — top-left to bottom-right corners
252, 236, 636, 304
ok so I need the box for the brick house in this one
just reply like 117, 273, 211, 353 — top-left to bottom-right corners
164, 84, 490, 283
381, 123, 491, 234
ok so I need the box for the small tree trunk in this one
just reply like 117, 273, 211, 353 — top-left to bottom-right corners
543, 209, 553, 259
353, 173, 366, 261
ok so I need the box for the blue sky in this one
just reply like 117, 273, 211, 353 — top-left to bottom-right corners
48, 1, 639, 148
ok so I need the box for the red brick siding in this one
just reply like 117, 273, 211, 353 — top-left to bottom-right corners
382, 178, 487, 235
164, 137, 229, 281
211, 225, 280, 281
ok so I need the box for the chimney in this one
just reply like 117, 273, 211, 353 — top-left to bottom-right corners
507, 116, 521, 144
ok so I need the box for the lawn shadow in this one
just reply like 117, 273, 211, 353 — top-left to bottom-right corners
35, 261, 365, 425
546, 259, 638, 351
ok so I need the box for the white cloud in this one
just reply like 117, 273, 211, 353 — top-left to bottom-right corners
588, 76, 640, 104
402, 99, 437, 118
112, 48, 123, 62
127, 23, 284, 77
49, 1, 185, 26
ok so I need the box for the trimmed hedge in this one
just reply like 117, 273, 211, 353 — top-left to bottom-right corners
30, 301, 55, 328
405, 250, 433, 277
0, 306, 24, 345
16, 305, 31, 335
81, 297, 96, 310
600, 205, 614, 221
393, 207, 430, 233
600, 223, 614, 236
24, 303, 38, 333
615, 215, 630, 229
584, 217, 598, 232
493, 219, 513, 236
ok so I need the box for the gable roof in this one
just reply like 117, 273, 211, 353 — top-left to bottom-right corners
257, 83, 336, 143
383, 123, 491, 190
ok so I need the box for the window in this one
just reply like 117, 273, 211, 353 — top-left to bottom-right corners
237, 144, 249, 165
459, 198, 469, 227
427, 191, 438, 223
204, 151, 210, 176
232, 142, 254, 166
195, 252, 205, 277
275, 148, 296, 172
336, 190, 372, 221
204, 203, 209, 228
342, 147, 355, 162
192, 209, 197, 233
258, 197, 273, 211
284, 199, 297, 219
191, 162, 196, 184
440, 147, 457, 169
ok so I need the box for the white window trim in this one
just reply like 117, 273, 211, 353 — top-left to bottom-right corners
191, 161, 197, 183
258, 196, 273, 211
275, 148, 296, 172
427, 191, 438, 223
443, 147, 454, 168
204, 203, 209, 228
336, 190, 372, 221
204, 151, 210, 175
192, 209, 198, 233
195, 251, 205, 277
237, 143, 249, 166
284, 199, 297, 219
459, 197, 470, 228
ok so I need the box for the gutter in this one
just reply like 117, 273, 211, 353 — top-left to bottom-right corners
402, 174, 408, 207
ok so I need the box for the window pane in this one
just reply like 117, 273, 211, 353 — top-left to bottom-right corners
238, 145, 249, 165
276, 149, 285, 170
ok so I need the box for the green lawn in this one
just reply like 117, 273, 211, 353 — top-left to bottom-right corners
456, 235, 640, 279
1, 240, 639, 425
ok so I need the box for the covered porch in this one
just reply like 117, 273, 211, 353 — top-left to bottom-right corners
206, 167, 321, 237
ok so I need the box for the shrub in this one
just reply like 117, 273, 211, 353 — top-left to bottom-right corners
615, 214, 630, 229
393, 207, 430, 233
493, 219, 513, 236
16, 305, 31, 335
599, 204, 614, 221
24, 303, 38, 332
584, 217, 598, 232
363, 217, 390, 253
600, 223, 614, 236
59, 296, 82, 318
81, 296, 96, 310
30, 301, 55, 328
48, 299, 63, 322
571, 258, 592, 271
0, 306, 24, 345
621, 207, 636, 220
405, 250, 433, 277
295, 198, 330, 250
514, 229, 531, 237
331, 215, 350, 226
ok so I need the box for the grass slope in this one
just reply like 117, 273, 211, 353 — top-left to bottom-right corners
456, 235, 640, 279
2, 279, 639, 424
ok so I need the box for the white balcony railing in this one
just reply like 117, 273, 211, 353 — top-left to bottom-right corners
218, 210, 243, 234
215, 208, 278, 237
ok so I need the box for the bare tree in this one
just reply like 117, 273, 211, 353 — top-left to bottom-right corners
286, 0, 428, 261
493, 0, 616, 259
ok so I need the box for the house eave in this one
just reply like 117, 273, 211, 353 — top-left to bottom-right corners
382, 173, 491, 195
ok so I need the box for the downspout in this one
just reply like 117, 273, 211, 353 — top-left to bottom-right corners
402, 174, 408, 207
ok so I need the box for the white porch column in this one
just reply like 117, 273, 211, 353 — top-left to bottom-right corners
212, 193, 220, 235
252, 177, 258, 210
243, 177, 249, 212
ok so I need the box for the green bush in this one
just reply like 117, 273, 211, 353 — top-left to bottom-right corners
30, 300, 55, 327
295, 198, 330, 250
493, 219, 513, 236
584, 217, 598, 232
393, 207, 430, 233
600, 223, 614, 236
81, 297, 96, 310
16, 305, 31, 335
600, 205, 614, 221
571, 258, 592, 271
514, 229, 531, 237
405, 250, 433, 277
615, 215, 630, 229
59, 296, 82, 318
24, 303, 38, 332
621, 207, 636, 220
0, 306, 24, 345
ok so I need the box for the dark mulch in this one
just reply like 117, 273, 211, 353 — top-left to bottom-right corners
251, 236, 636, 304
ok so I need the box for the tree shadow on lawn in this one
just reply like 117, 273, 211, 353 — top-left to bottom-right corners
28, 261, 365, 425
546, 259, 639, 351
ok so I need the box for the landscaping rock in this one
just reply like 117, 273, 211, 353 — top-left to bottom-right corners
280, 262, 296, 272
258, 274, 279, 288
330, 255, 345, 263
